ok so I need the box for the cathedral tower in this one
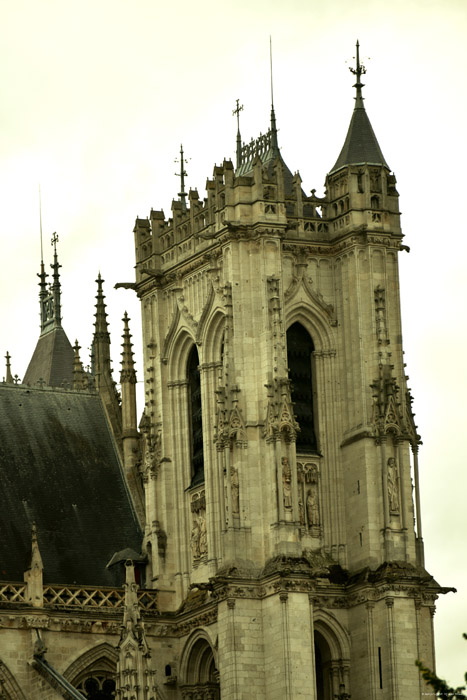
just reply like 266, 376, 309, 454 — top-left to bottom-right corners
131, 45, 445, 700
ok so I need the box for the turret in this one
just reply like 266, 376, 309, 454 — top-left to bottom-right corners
326, 41, 401, 240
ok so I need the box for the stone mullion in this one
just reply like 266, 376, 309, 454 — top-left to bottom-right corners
169, 380, 190, 595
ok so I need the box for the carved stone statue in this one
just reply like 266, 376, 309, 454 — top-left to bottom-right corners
282, 457, 292, 510
306, 488, 320, 526
191, 518, 200, 559
198, 515, 207, 557
387, 457, 400, 512
231, 467, 239, 514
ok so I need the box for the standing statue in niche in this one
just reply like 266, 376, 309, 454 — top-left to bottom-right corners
191, 518, 200, 559
282, 457, 292, 510
231, 467, 240, 515
198, 515, 207, 557
306, 488, 320, 526
387, 457, 400, 512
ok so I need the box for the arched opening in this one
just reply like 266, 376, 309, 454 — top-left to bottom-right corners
64, 643, 118, 700
181, 637, 220, 700
286, 322, 317, 452
314, 630, 332, 700
76, 676, 116, 699
188, 345, 204, 486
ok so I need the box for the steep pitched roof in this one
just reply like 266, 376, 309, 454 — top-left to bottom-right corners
330, 105, 389, 174
23, 327, 75, 388
0, 384, 142, 585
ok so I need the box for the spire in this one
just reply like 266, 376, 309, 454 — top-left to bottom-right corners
92, 273, 111, 388
352, 39, 366, 109
92, 274, 122, 441
120, 312, 136, 385
269, 36, 279, 153
175, 144, 188, 212
233, 98, 244, 170
38, 232, 63, 335
329, 41, 389, 174
24, 229, 75, 388
5, 351, 13, 383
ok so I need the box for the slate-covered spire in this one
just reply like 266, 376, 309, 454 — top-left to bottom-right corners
330, 41, 389, 174
23, 233, 75, 388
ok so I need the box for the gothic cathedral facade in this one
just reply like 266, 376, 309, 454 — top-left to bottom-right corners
0, 48, 447, 700
130, 50, 443, 699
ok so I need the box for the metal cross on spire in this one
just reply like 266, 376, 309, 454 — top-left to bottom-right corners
233, 99, 244, 169
51, 231, 59, 254
349, 40, 367, 109
174, 144, 189, 211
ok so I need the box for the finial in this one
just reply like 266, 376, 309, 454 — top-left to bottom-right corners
269, 37, 278, 152
349, 40, 367, 109
121, 311, 136, 383
51, 232, 59, 256
5, 351, 13, 383
175, 145, 189, 212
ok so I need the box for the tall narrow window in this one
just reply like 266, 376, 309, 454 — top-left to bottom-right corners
287, 322, 317, 452
188, 345, 204, 485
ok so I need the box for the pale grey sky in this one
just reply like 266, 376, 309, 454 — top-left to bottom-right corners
1, 0, 466, 685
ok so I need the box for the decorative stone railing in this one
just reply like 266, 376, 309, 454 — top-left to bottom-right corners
0, 582, 157, 612
0, 582, 27, 603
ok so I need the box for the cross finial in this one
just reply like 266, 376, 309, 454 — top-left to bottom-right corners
233, 99, 243, 133
233, 99, 244, 170
51, 232, 59, 254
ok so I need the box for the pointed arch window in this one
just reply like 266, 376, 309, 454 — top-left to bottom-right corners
188, 345, 204, 485
286, 322, 318, 452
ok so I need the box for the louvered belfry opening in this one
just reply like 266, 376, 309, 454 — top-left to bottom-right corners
287, 322, 318, 452
188, 345, 204, 485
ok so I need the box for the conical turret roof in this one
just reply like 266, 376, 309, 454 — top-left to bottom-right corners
330, 42, 389, 175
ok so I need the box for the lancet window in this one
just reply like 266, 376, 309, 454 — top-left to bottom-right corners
188, 345, 204, 485
286, 322, 318, 452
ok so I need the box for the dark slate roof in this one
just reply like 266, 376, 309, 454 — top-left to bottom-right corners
330, 106, 389, 174
0, 384, 142, 585
23, 327, 75, 388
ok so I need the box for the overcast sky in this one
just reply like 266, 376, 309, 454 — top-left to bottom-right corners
1, 0, 466, 686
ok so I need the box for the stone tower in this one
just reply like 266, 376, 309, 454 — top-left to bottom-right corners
131, 45, 445, 700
